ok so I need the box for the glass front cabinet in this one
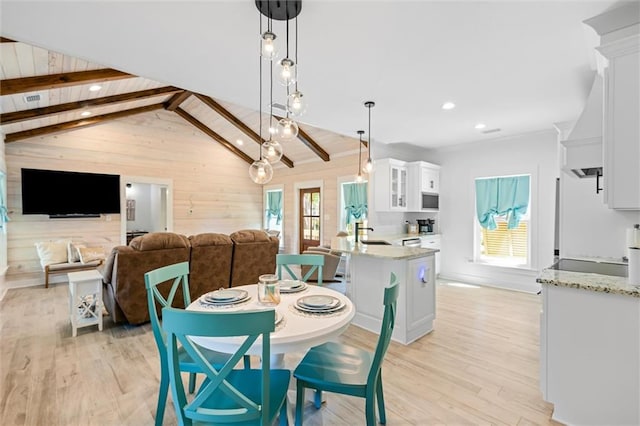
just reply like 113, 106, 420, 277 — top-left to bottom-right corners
374, 158, 408, 211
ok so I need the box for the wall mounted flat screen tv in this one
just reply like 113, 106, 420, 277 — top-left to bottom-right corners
21, 168, 121, 217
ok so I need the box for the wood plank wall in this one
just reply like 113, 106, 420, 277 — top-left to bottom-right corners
268, 154, 362, 253
3, 110, 263, 276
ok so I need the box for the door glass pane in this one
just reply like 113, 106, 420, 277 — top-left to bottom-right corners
311, 217, 320, 240
303, 217, 311, 239
304, 193, 312, 215
311, 192, 319, 215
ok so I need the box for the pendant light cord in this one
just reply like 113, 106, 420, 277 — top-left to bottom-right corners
269, 46, 274, 134
368, 105, 372, 159
259, 14, 263, 160
295, 17, 299, 92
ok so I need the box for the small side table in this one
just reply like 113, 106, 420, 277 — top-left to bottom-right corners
67, 269, 104, 337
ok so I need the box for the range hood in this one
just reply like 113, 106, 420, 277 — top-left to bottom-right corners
560, 75, 603, 178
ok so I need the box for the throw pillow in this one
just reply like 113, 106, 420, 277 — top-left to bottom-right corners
35, 240, 71, 268
78, 246, 106, 264
67, 242, 86, 263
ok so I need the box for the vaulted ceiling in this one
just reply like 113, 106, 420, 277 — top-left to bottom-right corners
0, 1, 623, 152
0, 39, 363, 167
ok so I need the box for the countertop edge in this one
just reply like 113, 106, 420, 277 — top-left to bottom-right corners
537, 269, 640, 298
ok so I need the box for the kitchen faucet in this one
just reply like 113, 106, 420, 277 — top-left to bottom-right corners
354, 222, 374, 243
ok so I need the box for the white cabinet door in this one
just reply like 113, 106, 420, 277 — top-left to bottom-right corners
421, 167, 439, 194
405, 256, 435, 339
600, 39, 640, 209
374, 158, 408, 212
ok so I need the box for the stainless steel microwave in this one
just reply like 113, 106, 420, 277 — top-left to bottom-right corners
421, 193, 439, 210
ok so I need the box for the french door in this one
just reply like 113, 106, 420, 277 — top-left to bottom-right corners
299, 187, 321, 253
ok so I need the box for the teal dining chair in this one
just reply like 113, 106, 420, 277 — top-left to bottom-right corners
144, 262, 248, 426
293, 273, 399, 426
276, 253, 325, 285
162, 307, 291, 426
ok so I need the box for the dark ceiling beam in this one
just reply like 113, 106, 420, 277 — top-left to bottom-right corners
296, 126, 331, 161
0, 37, 16, 43
1, 68, 133, 96
174, 107, 254, 165
163, 91, 192, 111
4, 103, 163, 143
1, 86, 181, 125
274, 115, 332, 161
194, 93, 294, 168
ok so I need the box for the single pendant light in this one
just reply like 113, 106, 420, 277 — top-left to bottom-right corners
356, 130, 365, 183
262, 56, 284, 162
363, 101, 375, 173
288, 17, 307, 117
251, 14, 274, 184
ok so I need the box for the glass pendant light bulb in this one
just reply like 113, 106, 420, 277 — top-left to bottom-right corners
278, 58, 296, 86
288, 90, 306, 117
260, 31, 278, 60
249, 159, 273, 184
276, 117, 299, 141
261, 139, 283, 163
355, 173, 364, 183
363, 158, 373, 173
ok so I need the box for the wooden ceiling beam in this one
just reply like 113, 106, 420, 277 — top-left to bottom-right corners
4, 103, 163, 143
194, 93, 295, 168
1, 86, 181, 125
163, 91, 192, 111
1, 68, 133, 96
274, 116, 331, 161
0, 37, 16, 43
174, 107, 254, 165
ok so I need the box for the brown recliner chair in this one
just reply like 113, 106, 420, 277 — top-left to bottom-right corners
101, 232, 191, 324
229, 229, 279, 287
189, 233, 234, 293
302, 246, 342, 283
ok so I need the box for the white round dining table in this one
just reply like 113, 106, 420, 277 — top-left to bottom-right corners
186, 283, 355, 366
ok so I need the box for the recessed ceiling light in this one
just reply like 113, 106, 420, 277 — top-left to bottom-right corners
80, 111, 92, 117
474, 123, 487, 130
89, 85, 102, 92
441, 102, 456, 110
236, 139, 244, 146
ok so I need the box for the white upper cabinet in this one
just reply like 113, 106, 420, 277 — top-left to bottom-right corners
586, 3, 640, 210
407, 161, 441, 211
374, 158, 408, 212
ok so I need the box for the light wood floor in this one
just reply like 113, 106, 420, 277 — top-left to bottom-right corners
0, 280, 559, 425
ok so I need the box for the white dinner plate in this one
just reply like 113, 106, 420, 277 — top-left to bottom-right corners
279, 280, 307, 293
295, 300, 345, 314
298, 295, 339, 309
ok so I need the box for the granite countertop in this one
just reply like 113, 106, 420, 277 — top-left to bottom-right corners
537, 264, 640, 298
367, 232, 441, 242
330, 237, 439, 260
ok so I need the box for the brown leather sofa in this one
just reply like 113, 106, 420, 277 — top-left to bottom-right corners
188, 233, 233, 293
101, 230, 277, 325
229, 229, 279, 287
102, 232, 191, 324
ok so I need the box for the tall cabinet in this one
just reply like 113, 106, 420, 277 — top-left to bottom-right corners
585, 3, 640, 210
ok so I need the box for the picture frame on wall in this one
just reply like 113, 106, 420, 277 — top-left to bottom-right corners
126, 199, 135, 221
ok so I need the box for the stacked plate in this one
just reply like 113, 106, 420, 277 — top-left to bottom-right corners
201, 289, 249, 306
279, 280, 307, 294
295, 295, 344, 314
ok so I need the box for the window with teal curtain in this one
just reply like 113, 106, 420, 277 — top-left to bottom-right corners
475, 175, 530, 230
343, 182, 368, 225
0, 173, 8, 227
265, 190, 283, 225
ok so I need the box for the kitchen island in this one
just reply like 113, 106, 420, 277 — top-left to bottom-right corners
537, 264, 640, 426
331, 237, 439, 344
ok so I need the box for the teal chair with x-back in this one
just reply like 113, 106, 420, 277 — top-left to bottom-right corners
293, 273, 399, 426
145, 262, 248, 426
276, 253, 325, 285
162, 307, 291, 426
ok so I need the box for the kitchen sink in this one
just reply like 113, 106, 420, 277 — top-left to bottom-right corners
550, 258, 628, 277
360, 240, 392, 245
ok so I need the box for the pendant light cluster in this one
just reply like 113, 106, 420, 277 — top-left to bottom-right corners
356, 101, 375, 182
250, 0, 306, 184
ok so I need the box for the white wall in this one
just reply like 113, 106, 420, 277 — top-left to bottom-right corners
431, 130, 559, 293
560, 173, 640, 260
